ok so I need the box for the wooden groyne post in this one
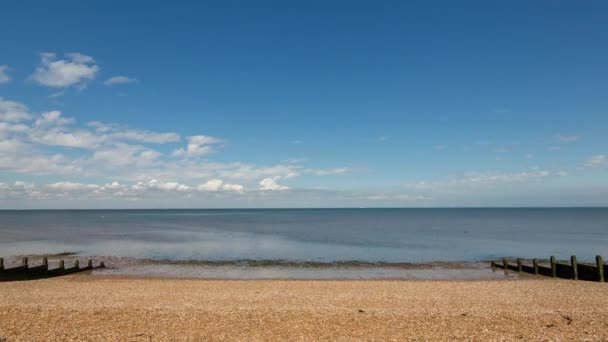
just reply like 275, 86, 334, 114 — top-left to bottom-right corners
550, 256, 557, 278
598, 255, 604, 282
0, 257, 106, 281
492, 255, 606, 282
571, 256, 578, 281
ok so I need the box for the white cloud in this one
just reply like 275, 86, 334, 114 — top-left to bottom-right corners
0, 98, 32, 122
92, 143, 161, 167
88, 121, 180, 143
35, 110, 74, 126
306, 167, 350, 176
584, 155, 607, 168
173, 135, 222, 158
197, 179, 224, 192
0, 123, 29, 137
0, 97, 361, 204
104, 75, 137, 85
0, 152, 83, 176
30, 112, 103, 148
216, 163, 299, 180
0, 65, 10, 84
30, 52, 99, 88
47, 181, 99, 192
48, 91, 65, 99
259, 177, 289, 191
222, 183, 245, 193
146, 180, 190, 192
197, 179, 244, 193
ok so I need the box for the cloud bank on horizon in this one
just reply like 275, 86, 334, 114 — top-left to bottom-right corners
1, 2, 607, 208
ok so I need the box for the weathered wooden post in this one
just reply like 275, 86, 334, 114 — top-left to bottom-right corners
87, 259, 93, 269
59, 260, 65, 270
517, 259, 523, 272
503, 258, 508, 270
491, 260, 496, 269
74, 260, 79, 269
533, 259, 539, 275
42, 257, 48, 271
22, 257, 28, 267
0, 257, 3, 271
597, 255, 604, 282
550, 256, 557, 278
571, 255, 578, 280
100, 261, 106, 268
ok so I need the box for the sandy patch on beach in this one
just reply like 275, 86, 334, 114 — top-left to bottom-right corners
0, 276, 607, 341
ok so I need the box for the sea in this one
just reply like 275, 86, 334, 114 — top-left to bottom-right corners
0, 208, 606, 279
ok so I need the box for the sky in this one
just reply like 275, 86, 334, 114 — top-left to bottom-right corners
0, 1, 607, 208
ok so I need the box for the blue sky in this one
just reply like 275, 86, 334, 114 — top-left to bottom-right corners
0, 1, 607, 208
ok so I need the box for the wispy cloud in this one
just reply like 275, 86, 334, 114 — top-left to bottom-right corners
104, 75, 137, 85
0, 65, 10, 84
405, 169, 555, 192
584, 155, 607, 168
0, 98, 33, 122
48, 91, 65, 98
556, 134, 580, 143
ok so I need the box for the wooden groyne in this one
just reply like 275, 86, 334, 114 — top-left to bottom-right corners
0, 257, 105, 281
492, 255, 605, 282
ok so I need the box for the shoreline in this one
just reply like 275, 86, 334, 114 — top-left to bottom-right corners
1, 254, 527, 280
0, 275, 606, 340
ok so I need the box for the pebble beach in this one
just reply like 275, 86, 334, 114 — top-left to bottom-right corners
1, 275, 607, 341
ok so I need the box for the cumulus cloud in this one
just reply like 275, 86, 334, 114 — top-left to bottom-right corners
47, 181, 99, 192
173, 135, 222, 158
30, 111, 103, 149
0, 97, 360, 205
197, 179, 244, 193
0, 98, 32, 122
259, 177, 289, 191
0, 65, 10, 84
104, 75, 137, 85
584, 155, 607, 168
134, 179, 191, 192
30, 53, 99, 88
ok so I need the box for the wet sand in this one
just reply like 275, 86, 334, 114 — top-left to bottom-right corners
1, 275, 607, 341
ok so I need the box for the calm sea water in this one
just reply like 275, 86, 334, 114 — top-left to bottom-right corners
0, 208, 606, 263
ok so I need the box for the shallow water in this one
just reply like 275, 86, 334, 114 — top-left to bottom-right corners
0, 208, 606, 264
